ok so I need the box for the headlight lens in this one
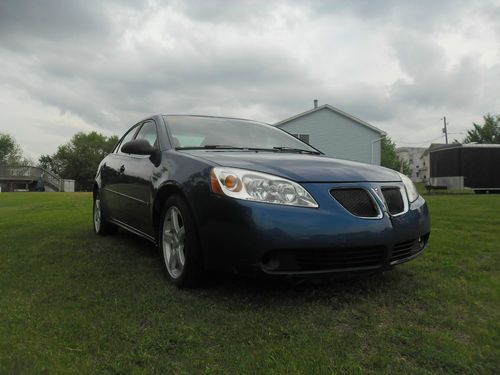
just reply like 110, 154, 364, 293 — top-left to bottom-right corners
210, 167, 318, 207
398, 172, 419, 203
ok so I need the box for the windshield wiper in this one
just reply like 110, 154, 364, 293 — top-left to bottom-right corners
176, 145, 246, 150
272, 147, 321, 155
176, 145, 321, 154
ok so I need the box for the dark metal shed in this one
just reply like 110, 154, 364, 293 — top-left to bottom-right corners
430, 144, 500, 192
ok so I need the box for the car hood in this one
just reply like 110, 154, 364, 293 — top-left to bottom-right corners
181, 150, 401, 182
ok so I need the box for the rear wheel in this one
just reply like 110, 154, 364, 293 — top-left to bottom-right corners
159, 195, 203, 288
93, 191, 117, 235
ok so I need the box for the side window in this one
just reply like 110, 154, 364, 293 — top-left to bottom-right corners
135, 121, 158, 148
292, 133, 310, 144
299, 134, 310, 144
116, 125, 139, 154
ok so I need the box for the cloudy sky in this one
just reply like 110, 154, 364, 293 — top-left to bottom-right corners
1, 0, 499, 158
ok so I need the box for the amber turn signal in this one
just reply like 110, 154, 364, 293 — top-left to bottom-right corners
210, 169, 223, 194
224, 175, 241, 191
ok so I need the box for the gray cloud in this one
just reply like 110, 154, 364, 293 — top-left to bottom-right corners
0, 1, 110, 50
0, 0, 499, 156
387, 24, 500, 119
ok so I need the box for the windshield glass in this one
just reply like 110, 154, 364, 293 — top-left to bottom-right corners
163, 115, 318, 152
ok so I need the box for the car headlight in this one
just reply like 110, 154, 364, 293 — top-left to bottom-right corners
210, 167, 318, 207
398, 172, 419, 203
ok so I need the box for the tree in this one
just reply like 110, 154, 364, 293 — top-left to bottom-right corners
463, 114, 500, 144
39, 132, 119, 191
38, 154, 54, 171
0, 133, 26, 166
381, 137, 411, 175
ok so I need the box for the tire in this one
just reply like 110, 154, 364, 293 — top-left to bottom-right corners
159, 195, 203, 288
93, 191, 117, 235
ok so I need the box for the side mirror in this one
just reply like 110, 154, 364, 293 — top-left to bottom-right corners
121, 139, 156, 155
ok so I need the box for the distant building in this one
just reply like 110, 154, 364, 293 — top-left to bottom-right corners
420, 143, 447, 183
274, 101, 386, 165
426, 143, 500, 191
396, 147, 428, 182
0, 165, 74, 192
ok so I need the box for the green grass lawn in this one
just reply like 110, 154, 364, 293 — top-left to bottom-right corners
1, 193, 499, 374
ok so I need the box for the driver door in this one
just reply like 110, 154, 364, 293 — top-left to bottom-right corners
118, 120, 160, 237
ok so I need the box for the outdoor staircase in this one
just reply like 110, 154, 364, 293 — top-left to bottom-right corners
0, 165, 65, 192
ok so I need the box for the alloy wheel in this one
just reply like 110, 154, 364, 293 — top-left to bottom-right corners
162, 206, 186, 279
94, 198, 101, 233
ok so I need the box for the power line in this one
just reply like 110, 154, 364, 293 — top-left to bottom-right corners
395, 135, 445, 145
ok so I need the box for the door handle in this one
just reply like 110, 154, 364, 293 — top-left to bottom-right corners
119, 165, 125, 173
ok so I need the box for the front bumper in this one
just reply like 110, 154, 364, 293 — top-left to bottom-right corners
194, 181, 431, 276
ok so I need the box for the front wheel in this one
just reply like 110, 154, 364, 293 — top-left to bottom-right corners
93, 191, 117, 235
159, 195, 203, 288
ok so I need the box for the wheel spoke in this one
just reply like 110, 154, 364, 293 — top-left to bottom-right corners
163, 205, 187, 279
177, 226, 185, 242
177, 245, 185, 266
168, 251, 177, 270
171, 209, 180, 232
163, 229, 174, 244
94, 199, 101, 231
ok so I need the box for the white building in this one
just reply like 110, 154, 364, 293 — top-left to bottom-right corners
419, 143, 447, 183
396, 147, 428, 182
274, 101, 386, 165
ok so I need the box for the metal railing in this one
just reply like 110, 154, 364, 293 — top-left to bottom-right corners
0, 165, 64, 191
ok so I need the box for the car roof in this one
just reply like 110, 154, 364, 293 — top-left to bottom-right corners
160, 114, 271, 126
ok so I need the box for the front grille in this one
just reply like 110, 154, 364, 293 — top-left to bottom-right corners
330, 188, 379, 217
262, 247, 385, 273
382, 187, 405, 215
391, 239, 417, 261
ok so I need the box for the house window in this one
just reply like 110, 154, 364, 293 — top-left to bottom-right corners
292, 133, 310, 144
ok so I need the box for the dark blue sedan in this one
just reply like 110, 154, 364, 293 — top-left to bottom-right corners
93, 115, 431, 287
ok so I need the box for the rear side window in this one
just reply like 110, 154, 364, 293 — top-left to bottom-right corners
135, 121, 158, 148
116, 125, 139, 154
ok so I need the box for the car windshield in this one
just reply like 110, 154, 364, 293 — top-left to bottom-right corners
163, 115, 320, 153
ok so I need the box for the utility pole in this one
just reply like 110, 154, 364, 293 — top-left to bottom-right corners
442, 116, 448, 144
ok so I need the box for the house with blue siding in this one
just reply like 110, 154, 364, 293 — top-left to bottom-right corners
274, 101, 386, 165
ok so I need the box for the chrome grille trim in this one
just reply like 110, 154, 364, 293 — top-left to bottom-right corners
380, 186, 409, 217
